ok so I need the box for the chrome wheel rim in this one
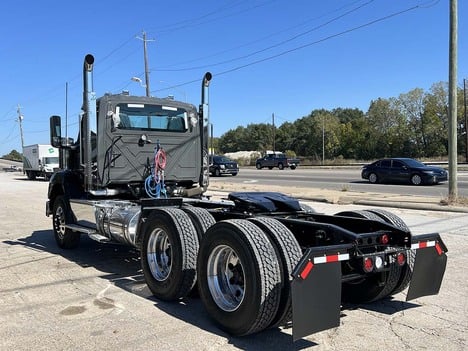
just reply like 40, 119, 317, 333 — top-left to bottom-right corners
207, 245, 245, 312
54, 206, 66, 239
147, 228, 172, 281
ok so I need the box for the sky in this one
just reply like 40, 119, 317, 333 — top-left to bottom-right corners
0, 0, 467, 156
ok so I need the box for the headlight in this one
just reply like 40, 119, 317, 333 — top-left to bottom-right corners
220, 165, 225, 169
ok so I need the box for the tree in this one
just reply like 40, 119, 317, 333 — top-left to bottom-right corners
2, 149, 22, 161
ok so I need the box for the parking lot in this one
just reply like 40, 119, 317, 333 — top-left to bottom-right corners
0, 170, 466, 350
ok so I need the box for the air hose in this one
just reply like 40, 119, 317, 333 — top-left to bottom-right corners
145, 145, 167, 199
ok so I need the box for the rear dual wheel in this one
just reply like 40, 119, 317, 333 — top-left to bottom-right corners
365, 209, 415, 295
141, 208, 199, 301
197, 219, 285, 336
336, 210, 401, 303
337, 209, 414, 302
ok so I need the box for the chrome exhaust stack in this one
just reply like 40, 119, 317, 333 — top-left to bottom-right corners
199, 72, 212, 192
81, 54, 95, 193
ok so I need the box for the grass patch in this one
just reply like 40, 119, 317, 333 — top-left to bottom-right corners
440, 195, 468, 206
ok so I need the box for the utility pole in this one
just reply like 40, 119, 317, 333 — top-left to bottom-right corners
16, 104, 25, 152
272, 113, 275, 151
448, 0, 458, 199
137, 31, 154, 97
464, 78, 467, 163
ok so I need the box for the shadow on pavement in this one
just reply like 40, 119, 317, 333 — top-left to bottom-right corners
4, 229, 316, 351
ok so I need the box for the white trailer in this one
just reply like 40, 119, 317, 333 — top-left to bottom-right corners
23, 144, 59, 180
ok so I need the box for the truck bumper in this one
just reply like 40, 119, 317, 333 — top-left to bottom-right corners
290, 234, 447, 341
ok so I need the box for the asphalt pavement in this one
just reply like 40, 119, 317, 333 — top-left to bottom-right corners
206, 180, 468, 213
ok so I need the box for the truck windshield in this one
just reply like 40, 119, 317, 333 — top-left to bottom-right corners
114, 103, 187, 132
44, 157, 59, 164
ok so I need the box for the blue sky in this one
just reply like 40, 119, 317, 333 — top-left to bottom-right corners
0, 0, 466, 156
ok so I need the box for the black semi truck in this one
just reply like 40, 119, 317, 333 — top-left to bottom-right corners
46, 54, 447, 341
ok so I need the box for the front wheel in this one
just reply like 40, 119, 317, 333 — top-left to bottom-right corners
255, 163, 262, 170
278, 163, 284, 170
368, 173, 378, 184
197, 219, 282, 336
52, 196, 80, 249
410, 174, 422, 185
141, 208, 199, 301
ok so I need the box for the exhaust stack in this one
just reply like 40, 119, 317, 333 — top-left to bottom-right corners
199, 72, 212, 191
81, 54, 95, 193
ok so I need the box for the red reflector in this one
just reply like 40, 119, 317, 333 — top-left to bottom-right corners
380, 234, 389, 245
419, 241, 428, 248
363, 257, 373, 273
397, 252, 406, 266
327, 254, 339, 263
435, 242, 443, 256
300, 261, 314, 280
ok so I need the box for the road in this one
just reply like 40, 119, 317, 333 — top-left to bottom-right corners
0, 171, 466, 351
211, 167, 468, 198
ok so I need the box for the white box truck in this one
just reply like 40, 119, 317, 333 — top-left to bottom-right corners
23, 144, 59, 180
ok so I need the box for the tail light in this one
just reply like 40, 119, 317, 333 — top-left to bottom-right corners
396, 252, 406, 266
363, 257, 374, 273
380, 234, 389, 245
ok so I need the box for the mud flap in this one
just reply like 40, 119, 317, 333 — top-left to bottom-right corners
406, 233, 448, 301
291, 244, 352, 341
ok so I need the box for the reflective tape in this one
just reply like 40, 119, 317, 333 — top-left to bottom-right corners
313, 253, 349, 264
411, 240, 436, 250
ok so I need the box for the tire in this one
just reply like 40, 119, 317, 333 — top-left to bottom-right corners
52, 195, 80, 249
232, 172, 238, 176
248, 217, 302, 328
26, 171, 36, 180
182, 206, 216, 240
368, 172, 378, 184
278, 163, 284, 170
214, 168, 221, 177
366, 209, 415, 295
256, 163, 262, 170
197, 219, 282, 336
141, 208, 199, 301
290, 165, 296, 170
410, 174, 422, 185
338, 210, 401, 303
335, 209, 383, 221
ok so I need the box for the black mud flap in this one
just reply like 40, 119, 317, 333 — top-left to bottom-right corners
291, 244, 353, 341
406, 233, 448, 301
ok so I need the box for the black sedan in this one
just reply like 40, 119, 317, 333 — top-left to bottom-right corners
361, 158, 448, 185
209, 155, 239, 177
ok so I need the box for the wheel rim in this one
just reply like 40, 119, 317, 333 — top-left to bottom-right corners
53, 206, 66, 239
412, 174, 421, 185
207, 244, 245, 312
369, 173, 377, 183
147, 228, 172, 281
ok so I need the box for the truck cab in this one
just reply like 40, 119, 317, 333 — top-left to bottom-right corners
49, 54, 212, 200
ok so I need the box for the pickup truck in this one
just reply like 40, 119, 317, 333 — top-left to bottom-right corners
255, 152, 299, 170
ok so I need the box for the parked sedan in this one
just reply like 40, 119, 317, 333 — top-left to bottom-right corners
361, 158, 448, 185
209, 155, 239, 177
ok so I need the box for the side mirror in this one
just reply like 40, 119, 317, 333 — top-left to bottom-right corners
50, 115, 62, 147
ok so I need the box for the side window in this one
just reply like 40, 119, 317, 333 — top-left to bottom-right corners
392, 160, 404, 168
381, 160, 391, 168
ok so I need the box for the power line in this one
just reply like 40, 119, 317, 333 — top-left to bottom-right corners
149, 3, 424, 92
154, 0, 375, 72
157, 0, 367, 69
